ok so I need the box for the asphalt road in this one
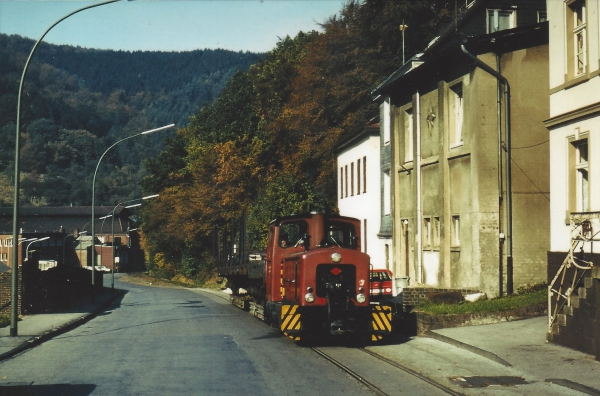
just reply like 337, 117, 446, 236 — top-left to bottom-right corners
0, 275, 454, 395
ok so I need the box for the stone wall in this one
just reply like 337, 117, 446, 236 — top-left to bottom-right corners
416, 302, 547, 335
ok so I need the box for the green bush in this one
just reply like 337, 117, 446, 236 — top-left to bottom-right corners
0, 315, 10, 328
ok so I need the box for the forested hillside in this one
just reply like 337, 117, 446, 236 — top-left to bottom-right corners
139, 0, 454, 281
0, 34, 260, 207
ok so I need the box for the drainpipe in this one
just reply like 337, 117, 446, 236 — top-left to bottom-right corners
415, 91, 423, 284
460, 44, 513, 295
497, 54, 504, 298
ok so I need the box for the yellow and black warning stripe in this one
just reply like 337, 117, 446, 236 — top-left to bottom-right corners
371, 305, 392, 341
280, 262, 285, 298
280, 304, 302, 335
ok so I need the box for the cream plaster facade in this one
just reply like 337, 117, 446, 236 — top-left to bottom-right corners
373, 2, 550, 297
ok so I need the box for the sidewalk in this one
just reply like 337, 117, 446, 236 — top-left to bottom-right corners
0, 287, 124, 361
369, 316, 600, 395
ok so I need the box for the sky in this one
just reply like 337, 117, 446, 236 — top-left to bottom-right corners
0, 0, 345, 53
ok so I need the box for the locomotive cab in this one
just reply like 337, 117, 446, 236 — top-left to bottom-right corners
272, 214, 384, 340
218, 212, 392, 343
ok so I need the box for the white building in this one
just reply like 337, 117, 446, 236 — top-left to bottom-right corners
335, 122, 393, 273
545, 0, 600, 357
546, 0, 600, 251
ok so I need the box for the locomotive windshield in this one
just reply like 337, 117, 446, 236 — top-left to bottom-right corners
278, 220, 308, 248
323, 220, 357, 249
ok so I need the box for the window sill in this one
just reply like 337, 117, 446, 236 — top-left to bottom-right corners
564, 73, 590, 90
399, 162, 413, 174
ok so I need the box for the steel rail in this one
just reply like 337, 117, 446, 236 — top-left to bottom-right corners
310, 347, 388, 396
358, 348, 464, 396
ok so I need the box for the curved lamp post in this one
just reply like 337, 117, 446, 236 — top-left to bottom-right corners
109, 194, 158, 289
91, 124, 174, 294
25, 237, 50, 260
62, 233, 74, 267
10, 0, 121, 338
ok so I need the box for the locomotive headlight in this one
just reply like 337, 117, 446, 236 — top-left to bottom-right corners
305, 293, 315, 303
356, 293, 366, 303
331, 252, 342, 263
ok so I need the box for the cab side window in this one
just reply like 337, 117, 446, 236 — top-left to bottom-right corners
279, 221, 308, 248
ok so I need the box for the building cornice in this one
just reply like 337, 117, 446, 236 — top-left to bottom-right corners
544, 101, 600, 130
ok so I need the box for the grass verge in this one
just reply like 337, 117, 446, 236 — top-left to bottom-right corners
414, 288, 547, 316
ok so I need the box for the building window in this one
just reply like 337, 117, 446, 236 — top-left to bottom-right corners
357, 159, 361, 195
451, 215, 461, 247
382, 98, 390, 146
570, 138, 589, 212
383, 171, 391, 215
363, 156, 367, 193
567, 0, 587, 78
487, 9, 515, 33
537, 11, 547, 23
340, 167, 344, 199
351, 162, 355, 196
405, 108, 413, 163
423, 217, 431, 247
345, 165, 348, 198
449, 83, 463, 147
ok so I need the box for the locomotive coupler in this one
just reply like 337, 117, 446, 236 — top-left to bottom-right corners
330, 319, 347, 336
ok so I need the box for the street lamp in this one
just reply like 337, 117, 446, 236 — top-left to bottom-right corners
10, 0, 121, 338
25, 237, 50, 261
91, 125, 174, 293
109, 194, 158, 289
399, 22, 408, 64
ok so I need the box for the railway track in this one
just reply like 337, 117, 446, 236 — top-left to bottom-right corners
204, 289, 462, 394
311, 346, 464, 396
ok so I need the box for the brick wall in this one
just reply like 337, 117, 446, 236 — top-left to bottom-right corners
0, 268, 21, 316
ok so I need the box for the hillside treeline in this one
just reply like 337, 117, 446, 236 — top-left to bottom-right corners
140, 0, 453, 280
0, 34, 259, 207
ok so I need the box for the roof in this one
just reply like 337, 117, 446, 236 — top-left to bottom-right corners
0, 206, 135, 234
371, 0, 548, 98
334, 120, 381, 155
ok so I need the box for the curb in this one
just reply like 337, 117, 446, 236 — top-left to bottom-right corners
0, 289, 125, 362
424, 330, 512, 367
545, 379, 600, 396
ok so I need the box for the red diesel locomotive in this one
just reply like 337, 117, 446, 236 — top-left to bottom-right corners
217, 212, 392, 342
